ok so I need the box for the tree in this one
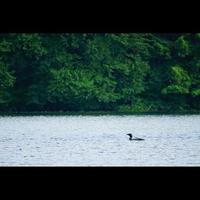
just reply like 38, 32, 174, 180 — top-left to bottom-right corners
0, 62, 15, 107
0, 33, 200, 112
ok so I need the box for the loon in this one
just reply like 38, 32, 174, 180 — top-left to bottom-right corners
127, 133, 144, 141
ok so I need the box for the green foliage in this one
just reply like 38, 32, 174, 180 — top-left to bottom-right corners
0, 62, 15, 106
0, 62, 15, 89
191, 89, 200, 97
195, 33, 200, 40
0, 33, 200, 112
175, 36, 190, 57
162, 65, 191, 94
47, 68, 94, 103
0, 40, 12, 53
162, 85, 189, 94
15, 34, 47, 57
117, 98, 152, 113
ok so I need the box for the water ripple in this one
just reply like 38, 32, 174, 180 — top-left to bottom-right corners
0, 115, 200, 166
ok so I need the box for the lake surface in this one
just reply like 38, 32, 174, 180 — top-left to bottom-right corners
0, 115, 200, 166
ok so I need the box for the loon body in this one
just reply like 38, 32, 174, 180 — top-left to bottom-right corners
127, 133, 144, 141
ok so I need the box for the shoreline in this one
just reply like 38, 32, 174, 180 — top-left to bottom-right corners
0, 110, 200, 116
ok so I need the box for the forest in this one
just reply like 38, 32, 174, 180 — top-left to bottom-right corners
0, 33, 200, 112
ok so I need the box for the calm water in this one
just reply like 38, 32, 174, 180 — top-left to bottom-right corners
0, 115, 200, 166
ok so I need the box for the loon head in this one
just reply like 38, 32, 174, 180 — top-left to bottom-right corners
127, 133, 133, 140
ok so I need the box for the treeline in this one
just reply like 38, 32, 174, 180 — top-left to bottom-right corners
0, 33, 200, 112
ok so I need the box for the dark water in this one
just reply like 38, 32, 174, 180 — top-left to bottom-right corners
0, 115, 200, 166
